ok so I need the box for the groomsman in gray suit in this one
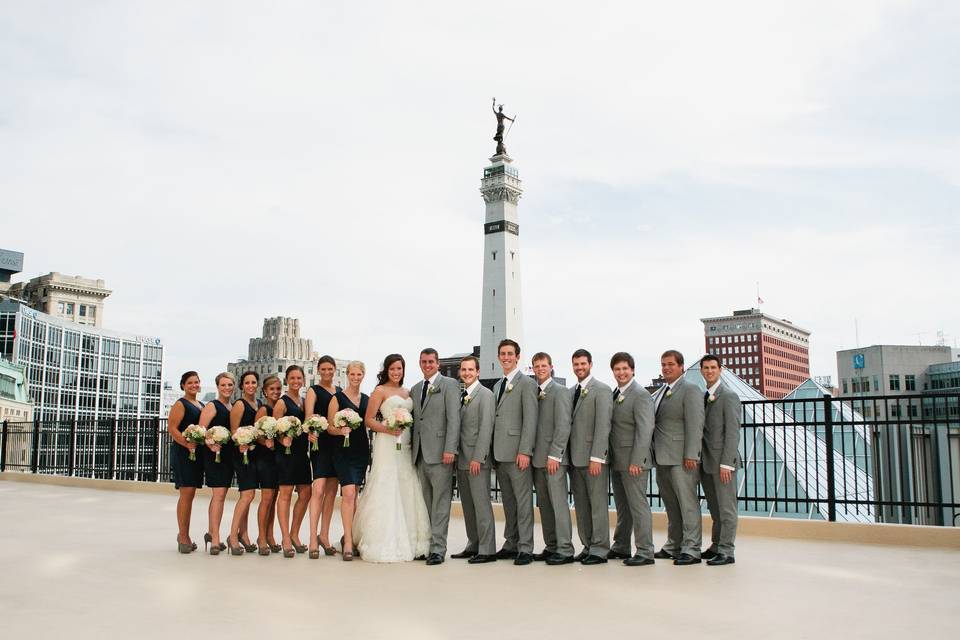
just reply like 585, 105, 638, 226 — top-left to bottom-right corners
699, 354, 741, 566
608, 352, 656, 566
652, 349, 705, 565
568, 348, 613, 565
410, 348, 461, 565
491, 339, 539, 565
530, 352, 575, 565
450, 355, 497, 563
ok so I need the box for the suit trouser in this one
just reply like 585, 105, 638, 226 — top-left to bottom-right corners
457, 466, 496, 555
570, 464, 611, 557
533, 464, 574, 557
496, 461, 535, 554
656, 463, 702, 557
417, 455, 453, 556
611, 468, 654, 559
700, 467, 738, 557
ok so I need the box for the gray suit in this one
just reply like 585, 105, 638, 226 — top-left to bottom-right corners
411, 373, 461, 556
456, 384, 496, 555
492, 372, 538, 554
568, 376, 613, 557
701, 382, 741, 557
652, 377, 705, 558
609, 379, 655, 559
532, 378, 574, 558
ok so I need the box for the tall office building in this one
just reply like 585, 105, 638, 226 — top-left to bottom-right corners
6, 272, 111, 328
702, 308, 811, 400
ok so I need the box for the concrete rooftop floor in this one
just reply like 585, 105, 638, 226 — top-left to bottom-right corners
1, 478, 958, 640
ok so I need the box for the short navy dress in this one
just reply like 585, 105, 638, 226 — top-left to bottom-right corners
170, 398, 204, 489
202, 399, 235, 488
309, 385, 340, 480
276, 395, 312, 486
232, 399, 259, 491
330, 390, 370, 487
254, 402, 279, 489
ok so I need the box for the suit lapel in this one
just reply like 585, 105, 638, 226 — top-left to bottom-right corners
572, 379, 590, 417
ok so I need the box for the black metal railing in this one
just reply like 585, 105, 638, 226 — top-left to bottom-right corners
2, 392, 958, 526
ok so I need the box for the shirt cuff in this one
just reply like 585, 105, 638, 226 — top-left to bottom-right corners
719, 464, 735, 471
547, 455, 562, 462
589, 456, 605, 464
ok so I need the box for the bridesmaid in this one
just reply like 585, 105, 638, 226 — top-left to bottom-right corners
305, 355, 340, 559
325, 360, 370, 561
274, 365, 312, 558
168, 370, 204, 553
198, 372, 237, 554
255, 375, 282, 554
227, 371, 260, 555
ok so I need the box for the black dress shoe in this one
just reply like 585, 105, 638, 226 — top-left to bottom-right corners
574, 549, 590, 562
513, 552, 533, 566
580, 554, 608, 565
673, 553, 702, 565
624, 555, 655, 566
701, 548, 718, 560
545, 554, 575, 565
468, 554, 497, 564
414, 555, 427, 561
495, 548, 518, 560
653, 549, 675, 560
425, 553, 444, 565
533, 550, 553, 561
607, 549, 631, 560
451, 549, 477, 559
706, 554, 735, 566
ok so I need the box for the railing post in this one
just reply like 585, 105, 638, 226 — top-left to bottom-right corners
68, 418, 77, 477
30, 416, 41, 474
0, 419, 8, 472
152, 418, 161, 483
824, 394, 836, 522
108, 418, 118, 480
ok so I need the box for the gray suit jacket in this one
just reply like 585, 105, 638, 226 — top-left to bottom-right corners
701, 382, 742, 473
652, 377, 704, 466
457, 384, 495, 470
609, 379, 655, 472
568, 377, 613, 467
492, 372, 539, 462
532, 378, 572, 468
411, 373, 461, 465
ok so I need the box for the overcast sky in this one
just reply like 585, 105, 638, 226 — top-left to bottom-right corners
3, 1, 958, 391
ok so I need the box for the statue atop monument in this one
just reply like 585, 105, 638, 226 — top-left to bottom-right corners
491, 98, 515, 156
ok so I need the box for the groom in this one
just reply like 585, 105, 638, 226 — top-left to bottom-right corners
411, 348, 461, 565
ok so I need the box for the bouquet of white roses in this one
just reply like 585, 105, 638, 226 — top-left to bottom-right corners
205, 426, 231, 463
254, 415, 278, 441
384, 406, 413, 451
333, 408, 363, 448
232, 426, 258, 464
275, 416, 302, 454
182, 425, 207, 461
302, 415, 328, 451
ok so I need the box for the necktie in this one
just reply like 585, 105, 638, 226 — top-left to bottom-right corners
572, 383, 582, 412
703, 390, 710, 407
655, 385, 669, 415
421, 380, 429, 406
461, 389, 468, 406
496, 377, 508, 403
612, 388, 620, 401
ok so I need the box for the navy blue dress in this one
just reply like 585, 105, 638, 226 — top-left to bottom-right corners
276, 395, 311, 486
232, 399, 260, 491
254, 402, 279, 489
170, 397, 204, 489
331, 390, 370, 487
309, 385, 340, 480
203, 400, 235, 488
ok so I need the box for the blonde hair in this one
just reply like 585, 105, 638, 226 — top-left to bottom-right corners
215, 371, 236, 386
262, 375, 281, 390
346, 360, 365, 374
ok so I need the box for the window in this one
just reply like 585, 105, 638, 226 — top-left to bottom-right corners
57, 302, 65, 314
905, 375, 916, 391
79, 305, 87, 317
65, 302, 75, 314
889, 375, 900, 391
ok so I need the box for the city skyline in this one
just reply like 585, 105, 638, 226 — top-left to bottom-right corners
3, 1, 958, 391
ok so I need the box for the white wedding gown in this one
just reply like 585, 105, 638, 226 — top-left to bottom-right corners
353, 395, 431, 562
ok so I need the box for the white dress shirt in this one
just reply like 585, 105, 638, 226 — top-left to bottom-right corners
464, 379, 480, 399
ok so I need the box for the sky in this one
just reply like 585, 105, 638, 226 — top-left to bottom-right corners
2, 1, 958, 391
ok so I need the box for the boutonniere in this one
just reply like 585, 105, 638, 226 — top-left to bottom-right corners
538, 390, 546, 401
506, 383, 514, 393
708, 394, 716, 403
463, 395, 473, 405
665, 389, 673, 398
580, 387, 589, 398
616, 395, 625, 404
428, 384, 441, 395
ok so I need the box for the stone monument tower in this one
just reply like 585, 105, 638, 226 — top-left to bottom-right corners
478, 100, 524, 384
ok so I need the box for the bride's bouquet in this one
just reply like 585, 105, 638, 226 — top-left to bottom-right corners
205, 426, 231, 463
182, 425, 207, 461
254, 416, 278, 441
232, 426, 258, 464
333, 408, 363, 448
384, 406, 413, 451
302, 416, 328, 451
275, 416, 302, 454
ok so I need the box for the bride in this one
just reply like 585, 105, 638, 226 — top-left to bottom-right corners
352, 354, 431, 562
